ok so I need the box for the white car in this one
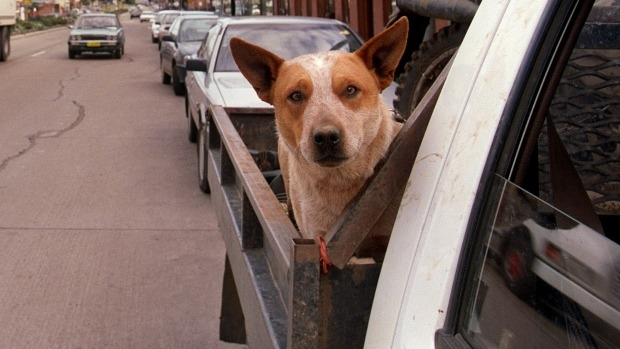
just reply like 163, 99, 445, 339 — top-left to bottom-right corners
364, 0, 620, 348
149, 10, 181, 43
138, 9, 155, 23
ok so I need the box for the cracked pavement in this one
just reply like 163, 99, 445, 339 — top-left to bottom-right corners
0, 13, 242, 349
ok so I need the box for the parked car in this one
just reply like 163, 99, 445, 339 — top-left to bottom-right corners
184, 16, 366, 191
139, 10, 155, 23
150, 10, 181, 43
155, 11, 182, 47
129, 6, 142, 19
160, 15, 218, 95
157, 11, 212, 50
67, 13, 125, 59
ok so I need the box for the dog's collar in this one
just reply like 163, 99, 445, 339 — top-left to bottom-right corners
390, 109, 405, 123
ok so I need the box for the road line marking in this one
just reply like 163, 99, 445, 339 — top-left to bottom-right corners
31, 50, 46, 57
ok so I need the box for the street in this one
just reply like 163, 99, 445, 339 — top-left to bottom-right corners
0, 13, 242, 348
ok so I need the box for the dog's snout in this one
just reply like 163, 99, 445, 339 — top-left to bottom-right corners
313, 127, 341, 149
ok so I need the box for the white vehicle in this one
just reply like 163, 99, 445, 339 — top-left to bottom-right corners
366, 0, 619, 347
0, 0, 16, 61
197, 0, 620, 347
149, 10, 180, 43
139, 9, 155, 23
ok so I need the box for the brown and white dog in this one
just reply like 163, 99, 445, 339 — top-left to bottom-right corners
231, 18, 408, 241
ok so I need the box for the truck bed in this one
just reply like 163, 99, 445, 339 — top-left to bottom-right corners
206, 106, 383, 348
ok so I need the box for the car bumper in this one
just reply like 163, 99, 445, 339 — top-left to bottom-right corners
68, 41, 122, 53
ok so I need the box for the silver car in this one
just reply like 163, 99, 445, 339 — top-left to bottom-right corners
160, 15, 218, 95
150, 10, 181, 43
67, 13, 125, 59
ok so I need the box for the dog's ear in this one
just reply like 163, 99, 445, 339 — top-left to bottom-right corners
355, 17, 408, 90
230, 37, 284, 104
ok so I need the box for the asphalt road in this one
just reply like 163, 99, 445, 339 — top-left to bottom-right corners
0, 13, 243, 348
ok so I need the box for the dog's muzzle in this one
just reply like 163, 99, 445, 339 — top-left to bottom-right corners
312, 126, 347, 167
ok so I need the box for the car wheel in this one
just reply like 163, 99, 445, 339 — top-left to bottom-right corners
394, 23, 467, 118
152, 35, 157, 44
161, 60, 171, 84
186, 97, 197, 143
114, 48, 121, 59
198, 120, 210, 193
501, 228, 537, 301
0, 26, 10, 62
172, 67, 185, 96
68, 49, 76, 59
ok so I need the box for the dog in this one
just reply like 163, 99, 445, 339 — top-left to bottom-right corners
230, 18, 408, 242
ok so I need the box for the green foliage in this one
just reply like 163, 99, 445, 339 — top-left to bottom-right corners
12, 16, 71, 34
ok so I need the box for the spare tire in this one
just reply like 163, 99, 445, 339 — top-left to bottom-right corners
394, 23, 468, 119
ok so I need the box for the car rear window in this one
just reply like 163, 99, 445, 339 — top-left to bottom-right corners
215, 23, 362, 72
76, 16, 118, 29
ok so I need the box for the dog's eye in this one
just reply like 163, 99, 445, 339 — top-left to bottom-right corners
288, 91, 303, 103
345, 85, 359, 97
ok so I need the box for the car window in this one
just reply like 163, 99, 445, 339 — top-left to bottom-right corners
214, 23, 363, 72
450, 2, 619, 349
168, 18, 182, 36
179, 19, 217, 43
197, 23, 220, 63
77, 16, 119, 29
162, 14, 180, 27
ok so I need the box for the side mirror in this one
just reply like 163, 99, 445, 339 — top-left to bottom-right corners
186, 59, 207, 72
162, 34, 174, 42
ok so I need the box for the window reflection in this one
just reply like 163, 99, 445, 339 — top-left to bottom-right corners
463, 177, 620, 349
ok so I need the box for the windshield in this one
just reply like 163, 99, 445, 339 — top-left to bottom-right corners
179, 19, 217, 42
162, 14, 181, 26
76, 16, 119, 29
215, 23, 362, 72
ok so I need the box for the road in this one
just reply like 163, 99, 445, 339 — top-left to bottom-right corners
0, 13, 243, 349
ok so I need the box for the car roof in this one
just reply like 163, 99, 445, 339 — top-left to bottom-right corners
215, 16, 349, 27
78, 13, 117, 18
171, 14, 218, 29
176, 14, 218, 21
179, 11, 215, 15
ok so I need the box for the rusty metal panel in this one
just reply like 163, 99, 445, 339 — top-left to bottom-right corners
318, 263, 382, 349
288, 242, 382, 349
288, 240, 320, 349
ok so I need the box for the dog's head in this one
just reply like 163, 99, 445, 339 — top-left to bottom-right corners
231, 18, 408, 169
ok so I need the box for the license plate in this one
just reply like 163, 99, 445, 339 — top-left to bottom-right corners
87, 42, 101, 47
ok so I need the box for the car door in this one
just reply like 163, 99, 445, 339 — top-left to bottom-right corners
160, 19, 179, 76
366, 0, 619, 348
437, 1, 620, 348
194, 23, 223, 126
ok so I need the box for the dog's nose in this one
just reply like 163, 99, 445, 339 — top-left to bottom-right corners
313, 127, 341, 150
